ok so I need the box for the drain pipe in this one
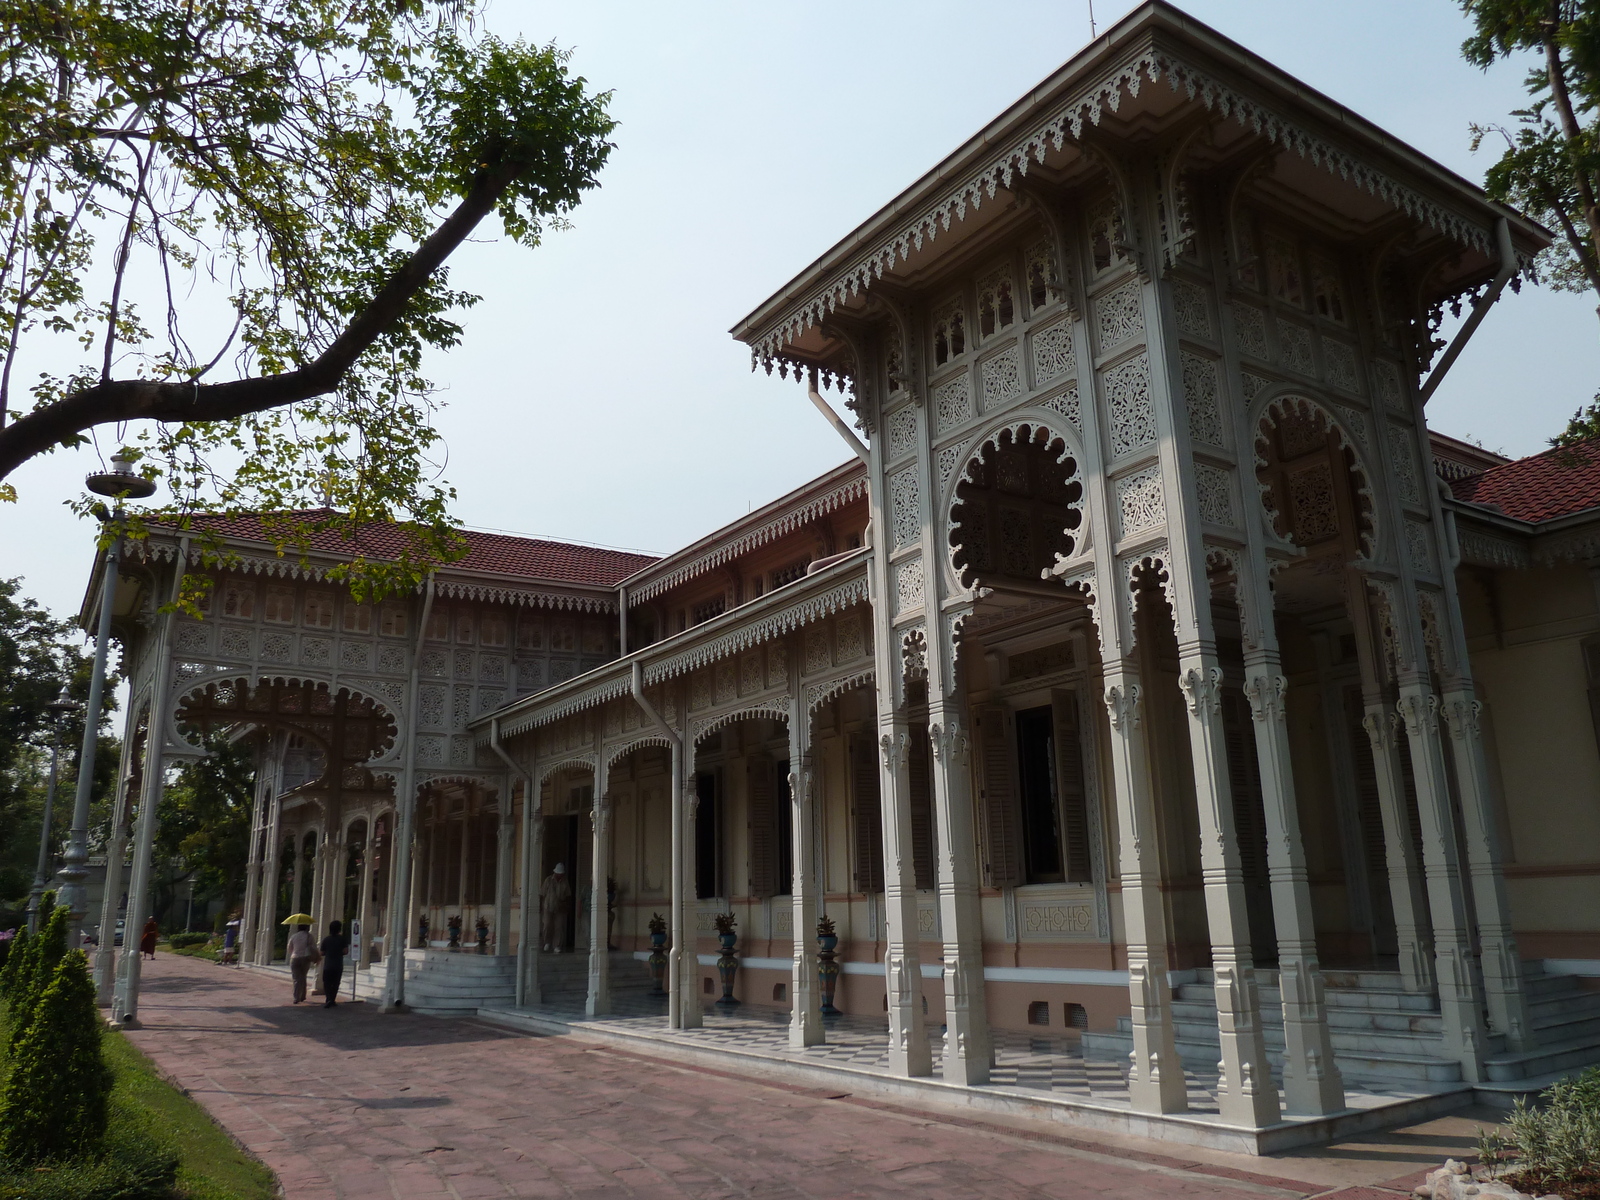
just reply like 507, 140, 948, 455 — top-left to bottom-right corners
382, 573, 435, 1013
487, 716, 537, 1004
808, 367, 869, 464
1419, 217, 1517, 405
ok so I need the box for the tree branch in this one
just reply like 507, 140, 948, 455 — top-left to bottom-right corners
1542, 11, 1600, 288
0, 157, 522, 482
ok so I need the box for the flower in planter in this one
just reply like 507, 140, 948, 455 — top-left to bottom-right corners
712, 912, 737, 937
817, 914, 837, 940
648, 913, 667, 937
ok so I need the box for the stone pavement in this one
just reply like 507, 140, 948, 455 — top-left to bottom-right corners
120, 953, 1504, 1200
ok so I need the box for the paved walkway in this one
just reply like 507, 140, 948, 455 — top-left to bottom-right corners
121, 954, 1498, 1200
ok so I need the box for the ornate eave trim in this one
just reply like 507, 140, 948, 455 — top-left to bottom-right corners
141, 534, 617, 612
624, 473, 867, 603
740, 38, 1507, 366
477, 553, 872, 742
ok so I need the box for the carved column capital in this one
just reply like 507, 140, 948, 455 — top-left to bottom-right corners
1439, 696, 1483, 740
1243, 673, 1288, 724
1179, 665, 1224, 717
1104, 682, 1142, 732
1395, 692, 1439, 737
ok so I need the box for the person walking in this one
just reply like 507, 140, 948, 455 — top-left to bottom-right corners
287, 923, 318, 1004
221, 914, 240, 965
320, 920, 351, 1008
139, 917, 159, 960
540, 862, 570, 953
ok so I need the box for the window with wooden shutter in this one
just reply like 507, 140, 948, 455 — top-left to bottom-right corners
1054, 691, 1094, 883
907, 723, 935, 891
1344, 684, 1398, 952
849, 732, 884, 894
976, 707, 1023, 888
695, 772, 720, 899
747, 755, 777, 899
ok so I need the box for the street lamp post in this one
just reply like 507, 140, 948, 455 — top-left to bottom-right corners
57, 452, 157, 949
28, 682, 83, 932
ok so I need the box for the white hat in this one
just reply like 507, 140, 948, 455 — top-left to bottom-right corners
554, 863, 566, 874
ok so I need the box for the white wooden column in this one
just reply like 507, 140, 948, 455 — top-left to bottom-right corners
1178, 656, 1280, 1128
94, 712, 141, 1004
1347, 576, 1433, 991
586, 755, 612, 1017
356, 818, 378, 968
877, 712, 932, 1077
517, 774, 542, 1005
1440, 690, 1531, 1050
787, 689, 823, 1048
238, 743, 270, 968
1242, 666, 1345, 1115
1396, 675, 1489, 1082
926, 695, 991, 1084
112, 743, 168, 1027
1103, 666, 1187, 1113
670, 720, 701, 1029
493, 785, 515, 955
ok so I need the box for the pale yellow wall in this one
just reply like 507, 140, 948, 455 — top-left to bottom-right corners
1461, 562, 1600, 955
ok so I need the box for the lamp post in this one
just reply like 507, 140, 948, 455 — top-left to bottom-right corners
28, 682, 83, 932
57, 451, 157, 949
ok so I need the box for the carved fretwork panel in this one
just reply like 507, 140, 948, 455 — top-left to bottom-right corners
951, 426, 1083, 591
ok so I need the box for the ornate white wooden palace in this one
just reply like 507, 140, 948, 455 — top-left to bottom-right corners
85, 3, 1600, 1144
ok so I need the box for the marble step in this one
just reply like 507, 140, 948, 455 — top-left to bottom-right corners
1483, 1033, 1600, 1083
1079, 1029, 1465, 1085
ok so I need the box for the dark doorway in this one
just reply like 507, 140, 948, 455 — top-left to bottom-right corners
1016, 706, 1064, 884
695, 772, 720, 899
775, 761, 793, 897
542, 814, 580, 951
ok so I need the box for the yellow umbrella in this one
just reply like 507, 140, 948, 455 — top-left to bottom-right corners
281, 913, 314, 925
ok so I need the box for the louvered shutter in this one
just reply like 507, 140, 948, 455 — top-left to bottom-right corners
907, 724, 935, 891
1219, 690, 1270, 881
850, 732, 884, 893
1053, 692, 1093, 883
747, 755, 776, 899
976, 707, 1023, 888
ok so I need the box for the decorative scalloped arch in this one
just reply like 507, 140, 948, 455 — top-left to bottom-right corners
605, 735, 675, 770
170, 669, 399, 760
691, 701, 792, 747
805, 668, 876, 715
944, 414, 1088, 596
534, 755, 597, 789
1249, 386, 1381, 561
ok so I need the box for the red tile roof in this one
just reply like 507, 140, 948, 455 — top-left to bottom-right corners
162, 510, 657, 588
1450, 440, 1600, 523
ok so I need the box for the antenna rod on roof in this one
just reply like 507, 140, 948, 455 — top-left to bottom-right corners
1088, 0, 1096, 37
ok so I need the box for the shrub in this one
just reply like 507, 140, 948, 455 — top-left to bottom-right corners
0, 950, 113, 1166
1479, 1065, 1600, 1196
167, 932, 213, 949
0, 926, 28, 997
4, 903, 67, 1054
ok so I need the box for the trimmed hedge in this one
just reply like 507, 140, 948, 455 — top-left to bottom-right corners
165, 933, 212, 950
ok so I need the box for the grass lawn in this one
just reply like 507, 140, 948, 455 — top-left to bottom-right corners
101, 1027, 279, 1200
0, 997, 278, 1200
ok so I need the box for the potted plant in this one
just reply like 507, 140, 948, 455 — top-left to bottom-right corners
647, 912, 669, 995
817, 914, 841, 1017
713, 912, 739, 1008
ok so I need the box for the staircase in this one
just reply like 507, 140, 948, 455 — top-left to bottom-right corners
523, 950, 662, 1014
1081, 961, 1600, 1096
352, 949, 515, 1015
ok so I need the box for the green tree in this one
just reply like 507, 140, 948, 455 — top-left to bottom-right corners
0, 579, 119, 915
0, 950, 111, 1166
0, 0, 615, 594
151, 735, 255, 927
1462, 1, 1600, 445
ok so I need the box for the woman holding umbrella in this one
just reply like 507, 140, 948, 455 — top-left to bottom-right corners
282, 912, 318, 1004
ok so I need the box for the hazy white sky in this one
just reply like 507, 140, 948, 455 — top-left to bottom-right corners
4, 0, 1596, 630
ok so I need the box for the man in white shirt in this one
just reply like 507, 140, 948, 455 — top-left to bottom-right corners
286, 923, 318, 1003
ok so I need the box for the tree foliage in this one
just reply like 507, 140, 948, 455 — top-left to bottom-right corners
4, 901, 67, 1056
0, 0, 615, 595
151, 734, 255, 926
0, 579, 118, 912
1462, 1, 1600, 445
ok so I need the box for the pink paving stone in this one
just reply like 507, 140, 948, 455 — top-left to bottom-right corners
119, 954, 1397, 1200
